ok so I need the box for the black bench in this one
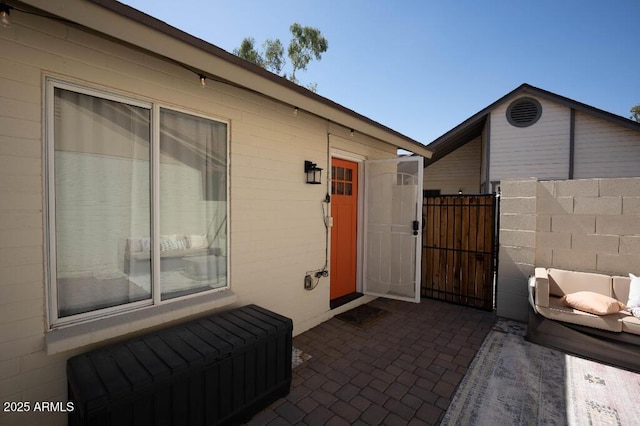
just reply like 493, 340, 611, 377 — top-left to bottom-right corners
67, 304, 292, 425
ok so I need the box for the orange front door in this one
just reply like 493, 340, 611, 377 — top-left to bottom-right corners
330, 158, 358, 300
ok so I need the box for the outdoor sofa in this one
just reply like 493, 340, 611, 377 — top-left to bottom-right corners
120, 235, 219, 276
527, 267, 640, 372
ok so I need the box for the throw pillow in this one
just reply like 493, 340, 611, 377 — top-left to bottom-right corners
561, 291, 627, 315
627, 273, 640, 309
187, 234, 208, 249
160, 239, 187, 251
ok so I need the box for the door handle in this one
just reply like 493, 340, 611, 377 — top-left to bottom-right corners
412, 220, 419, 236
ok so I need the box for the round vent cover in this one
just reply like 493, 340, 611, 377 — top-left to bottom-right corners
506, 97, 542, 127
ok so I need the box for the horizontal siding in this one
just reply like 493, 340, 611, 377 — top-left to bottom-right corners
490, 95, 570, 181
574, 111, 640, 178
0, 11, 398, 425
423, 136, 481, 193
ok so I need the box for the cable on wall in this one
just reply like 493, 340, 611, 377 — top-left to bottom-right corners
303, 129, 332, 290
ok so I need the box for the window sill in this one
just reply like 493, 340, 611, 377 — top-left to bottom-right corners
45, 289, 237, 355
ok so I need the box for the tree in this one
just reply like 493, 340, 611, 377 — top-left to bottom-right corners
631, 105, 640, 122
263, 38, 285, 75
234, 37, 264, 68
233, 23, 328, 92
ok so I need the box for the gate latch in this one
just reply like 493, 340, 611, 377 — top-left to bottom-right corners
412, 220, 419, 236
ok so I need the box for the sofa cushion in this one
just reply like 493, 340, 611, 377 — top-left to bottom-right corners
126, 238, 142, 253
621, 312, 640, 335
538, 296, 623, 332
612, 276, 631, 305
561, 291, 627, 315
547, 269, 612, 297
126, 248, 210, 261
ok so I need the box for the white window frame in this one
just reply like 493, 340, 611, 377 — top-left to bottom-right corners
44, 78, 230, 329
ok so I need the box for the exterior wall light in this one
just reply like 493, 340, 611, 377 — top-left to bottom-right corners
304, 160, 322, 185
1, 2, 12, 28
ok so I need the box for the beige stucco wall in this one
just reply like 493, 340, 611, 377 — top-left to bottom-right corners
497, 177, 640, 322
0, 11, 398, 426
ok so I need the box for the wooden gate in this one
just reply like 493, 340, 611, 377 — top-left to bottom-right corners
421, 195, 498, 310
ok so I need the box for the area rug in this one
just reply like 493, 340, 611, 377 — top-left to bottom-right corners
292, 347, 311, 369
442, 319, 640, 425
335, 304, 388, 328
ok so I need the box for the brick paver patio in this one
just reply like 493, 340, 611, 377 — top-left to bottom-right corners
248, 297, 496, 425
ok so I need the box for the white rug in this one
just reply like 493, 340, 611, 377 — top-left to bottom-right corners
442, 319, 640, 425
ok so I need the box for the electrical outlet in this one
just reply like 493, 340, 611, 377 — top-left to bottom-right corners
304, 274, 312, 289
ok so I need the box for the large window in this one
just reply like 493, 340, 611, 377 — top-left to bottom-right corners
46, 79, 228, 326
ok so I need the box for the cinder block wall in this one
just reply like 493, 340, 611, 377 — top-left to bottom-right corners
497, 177, 640, 321
496, 179, 538, 321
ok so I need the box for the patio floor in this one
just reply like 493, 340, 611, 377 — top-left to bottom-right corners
247, 297, 496, 425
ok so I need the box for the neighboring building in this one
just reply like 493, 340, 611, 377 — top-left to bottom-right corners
423, 84, 640, 195
0, 1, 431, 424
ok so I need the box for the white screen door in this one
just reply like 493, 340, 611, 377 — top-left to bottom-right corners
363, 156, 423, 303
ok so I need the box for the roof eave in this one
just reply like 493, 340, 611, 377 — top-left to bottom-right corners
20, 0, 432, 158
426, 82, 640, 158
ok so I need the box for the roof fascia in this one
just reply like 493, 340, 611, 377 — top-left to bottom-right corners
519, 84, 640, 133
20, 0, 432, 157
428, 83, 640, 151
427, 84, 531, 151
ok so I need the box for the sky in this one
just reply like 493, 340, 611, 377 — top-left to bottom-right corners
121, 0, 639, 145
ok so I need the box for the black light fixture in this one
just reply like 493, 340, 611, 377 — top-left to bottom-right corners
304, 160, 322, 185
1, 2, 12, 28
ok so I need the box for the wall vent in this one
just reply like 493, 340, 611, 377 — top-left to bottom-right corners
506, 97, 542, 127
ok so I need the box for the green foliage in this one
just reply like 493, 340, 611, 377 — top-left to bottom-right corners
233, 23, 328, 92
233, 38, 263, 67
287, 23, 328, 84
631, 105, 640, 122
263, 38, 285, 75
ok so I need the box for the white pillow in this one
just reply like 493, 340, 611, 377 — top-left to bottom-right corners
627, 273, 640, 309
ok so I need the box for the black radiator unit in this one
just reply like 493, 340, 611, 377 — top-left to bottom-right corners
67, 304, 293, 425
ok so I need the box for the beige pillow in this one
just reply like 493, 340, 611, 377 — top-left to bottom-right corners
561, 291, 627, 315
186, 234, 208, 249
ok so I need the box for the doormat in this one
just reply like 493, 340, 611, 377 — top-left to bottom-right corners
335, 304, 388, 328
